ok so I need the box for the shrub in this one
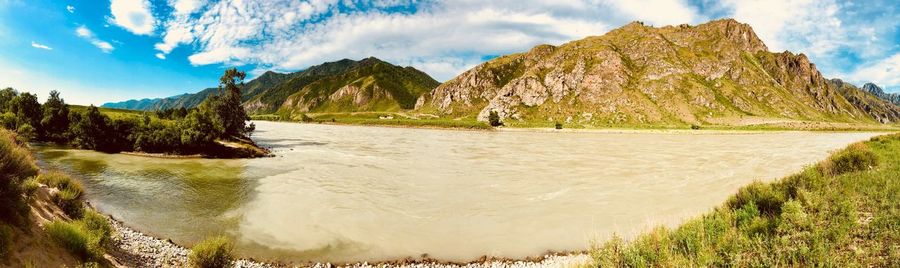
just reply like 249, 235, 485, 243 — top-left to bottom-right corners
301, 114, 314, 123
727, 181, 786, 216
45, 211, 111, 262
488, 110, 502, 127
22, 177, 39, 199
818, 143, 878, 176
555, 122, 563, 129
189, 236, 235, 268
37, 171, 85, 217
0, 223, 12, 259
54, 188, 83, 218
0, 129, 38, 225
46, 220, 101, 260
15, 123, 36, 141
691, 124, 701, 130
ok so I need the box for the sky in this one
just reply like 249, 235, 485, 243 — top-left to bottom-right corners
0, 0, 899, 106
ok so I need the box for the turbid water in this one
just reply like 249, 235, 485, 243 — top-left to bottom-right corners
34, 121, 883, 263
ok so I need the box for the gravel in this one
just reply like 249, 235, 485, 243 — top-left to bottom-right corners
107, 217, 590, 268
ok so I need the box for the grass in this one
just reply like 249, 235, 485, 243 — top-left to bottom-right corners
0, 128, 38, 225
189, 235, 235, 268
581, 133, 900, 267
36, 171, 85, 218
254, 112, 493, 130
0, 223, 12, 259
45, 210, 112, 262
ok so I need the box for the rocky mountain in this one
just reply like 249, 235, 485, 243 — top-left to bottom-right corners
829, 79, 900, 123
102, 58, 439, 115
861, 83, 900, 106
416, 19, 889, 125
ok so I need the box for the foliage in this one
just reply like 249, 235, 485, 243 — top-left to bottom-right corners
555, 122, 563, 129
9, 92, 41, 132
22, 177, 39, 199
488, 110, 503, 127
585, 133, 900, 267
0, 223, 12, 260
15, 123, 36, 141
189, 235, 235, 268
0, 129, 38, 225
214, 68, 249, 137
37, 171, 84, 218
818, 143, 878, 176
45, 216, 108, 262
40, 90, 70, 142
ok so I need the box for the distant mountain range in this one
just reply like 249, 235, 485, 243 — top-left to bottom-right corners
104, 19, 900, 125
103, 57, 439, 115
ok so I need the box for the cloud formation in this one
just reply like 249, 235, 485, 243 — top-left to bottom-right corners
135, 0, 899, 89
109, 0, 156, 35
76, 26, 115, 53
31, 41, 52, 50
66, 5, 75, 13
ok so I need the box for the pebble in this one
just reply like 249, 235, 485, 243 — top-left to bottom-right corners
108, 217, 591, 268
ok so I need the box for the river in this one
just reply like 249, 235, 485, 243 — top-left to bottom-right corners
33, 121, 882, 263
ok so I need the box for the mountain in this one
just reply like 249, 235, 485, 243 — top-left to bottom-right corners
416, 19, 889, 125
860, 83, 900, 106
102, 58, 439, 115
829, 79, 900, 123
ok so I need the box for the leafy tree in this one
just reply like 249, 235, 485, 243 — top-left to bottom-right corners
9, 92, 41, 131
69, 105, 108, 150
41, 90, 70, 142
215, 68, 248, 137
15, 124, 36, 141
179, 104, 223, 150
0, 112, 15, 130
0, 88, 16, 112
488, 110, 503, 127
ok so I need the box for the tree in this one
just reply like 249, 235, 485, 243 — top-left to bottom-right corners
0, 88, 16, 112
488, 110, 503, 127
179, 104, 223, 150
214, 68, 248, 137
9, 92, 41, 131
41, 90, 70, 142
69, 105, 108, 150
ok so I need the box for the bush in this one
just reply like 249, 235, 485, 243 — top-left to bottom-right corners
727, 181, 786, 216
488, 110, 502, 127
691, 124, 701, 130
818, 143, 877, 176
555, 122, 563, 129
22, 177, 39, 199
45, 211, 111, 262
37, 171, 85, 218
46, 220, 100, 260
0, 129, 38, 225
189, 236, 235, 268
0, 223, 12, 259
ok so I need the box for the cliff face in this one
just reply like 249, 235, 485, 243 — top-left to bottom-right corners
830, 79, 900, 123
416, 19, 880, 125
861, 83, 900, 106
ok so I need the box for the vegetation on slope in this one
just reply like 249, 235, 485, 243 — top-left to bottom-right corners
1, 68, 267, 158
582, 133, 900, 267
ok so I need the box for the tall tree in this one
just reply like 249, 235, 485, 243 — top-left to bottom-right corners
9, 92, 41, 131
69, 105, 108, 150
41, 90, 70, 142
215, 68, 249, 137
0, 88, 16, 112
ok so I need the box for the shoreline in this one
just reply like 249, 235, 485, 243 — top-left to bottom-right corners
254, 119, 900, 135
104, 213, 591, 267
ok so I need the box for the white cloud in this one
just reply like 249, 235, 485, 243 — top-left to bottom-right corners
109, 0, 156, 35
75, 26, 115, 53
845, 53, 900, 89
66, 5, 75, 13
155, 53, 166, 59
30, 41, 52, 50
157, 0, 691, 80
604, 0, 700, 26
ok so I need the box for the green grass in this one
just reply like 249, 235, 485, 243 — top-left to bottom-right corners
582, 133, 900, 267
70, 105, 148, 120
189, 236, 235, 268
36, 171, 84, 218
0, 128, 38, 225
45, 210, 112, 262
254, 112, 492, 130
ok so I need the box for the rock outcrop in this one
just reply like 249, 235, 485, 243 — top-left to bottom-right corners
861, 83, 900, 106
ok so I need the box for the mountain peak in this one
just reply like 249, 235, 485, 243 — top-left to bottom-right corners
862, 83, 884, 94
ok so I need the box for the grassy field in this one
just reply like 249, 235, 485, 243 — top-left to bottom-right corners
579, 133, 900, 267
252, 112, 493, 130
70, 105, 148, 120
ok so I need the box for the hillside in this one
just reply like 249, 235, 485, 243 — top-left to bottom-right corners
102, 58, 439, 116
829, 79, 900, 123
415, 19, 891, 127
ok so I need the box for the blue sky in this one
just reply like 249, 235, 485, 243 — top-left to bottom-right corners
1, 0, 899, 105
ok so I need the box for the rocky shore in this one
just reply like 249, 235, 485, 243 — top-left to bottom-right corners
105, 216, 590, 268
